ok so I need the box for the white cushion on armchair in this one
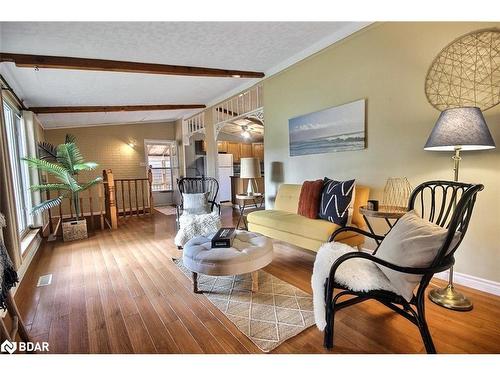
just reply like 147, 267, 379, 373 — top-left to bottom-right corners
375, 210, 460, 301
174, 211, 221, 247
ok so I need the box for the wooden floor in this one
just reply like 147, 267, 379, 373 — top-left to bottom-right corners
13, 207, 500, 354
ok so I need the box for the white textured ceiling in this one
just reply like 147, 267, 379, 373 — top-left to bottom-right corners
0, 22, 369, 128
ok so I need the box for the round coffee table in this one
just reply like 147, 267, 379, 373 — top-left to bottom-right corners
182, 230, 273, 293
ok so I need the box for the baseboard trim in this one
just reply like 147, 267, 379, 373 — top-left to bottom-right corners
434, 270, 500, 297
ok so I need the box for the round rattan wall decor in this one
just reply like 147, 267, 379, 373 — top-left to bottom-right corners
425, 28, 500, 112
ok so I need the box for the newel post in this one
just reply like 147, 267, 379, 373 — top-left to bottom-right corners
103, 169, 118, 229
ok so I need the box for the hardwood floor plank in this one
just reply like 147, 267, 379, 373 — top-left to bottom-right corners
85, 296, 112, 353
48, 315, 69, 354
149, 296, 204, 354
68, 286, 90, 353
123, 313, 157, 354
133, 294, 181, 353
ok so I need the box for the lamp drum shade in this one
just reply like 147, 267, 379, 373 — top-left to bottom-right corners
240, 157, 261, 178
424, 107, 496, 151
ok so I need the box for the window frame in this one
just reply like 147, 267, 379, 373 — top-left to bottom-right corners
144, 139, 177, 193
2, 97, 33, 238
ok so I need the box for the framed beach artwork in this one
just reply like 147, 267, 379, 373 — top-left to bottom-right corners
288, 99, 366, 157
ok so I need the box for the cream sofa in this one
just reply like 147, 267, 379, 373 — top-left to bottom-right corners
247, 183, 369, 252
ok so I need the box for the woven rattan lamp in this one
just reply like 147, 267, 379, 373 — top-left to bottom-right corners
424, 106, 495, 311
240, 157, 261, 196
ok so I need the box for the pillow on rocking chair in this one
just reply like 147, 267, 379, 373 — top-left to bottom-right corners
375, 210, 460, 301
183, 192, 210, 215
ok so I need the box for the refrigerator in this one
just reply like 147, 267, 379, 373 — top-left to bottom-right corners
218, 154, 234, 202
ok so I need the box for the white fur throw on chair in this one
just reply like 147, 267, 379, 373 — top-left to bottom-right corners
311, 242, 399, 331
174, 211, 221, 247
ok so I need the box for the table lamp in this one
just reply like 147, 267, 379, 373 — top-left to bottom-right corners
240, 157, 261, 196
424, 106, 495, 311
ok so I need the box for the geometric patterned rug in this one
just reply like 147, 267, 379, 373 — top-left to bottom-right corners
174, 259, 315, 352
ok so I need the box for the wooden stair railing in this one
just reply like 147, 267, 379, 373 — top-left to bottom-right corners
42, 168, 154, 237
44, 180, 107, 240
112, 168, 154, 222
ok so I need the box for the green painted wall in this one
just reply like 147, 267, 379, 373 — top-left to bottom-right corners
263, 22, 500, 283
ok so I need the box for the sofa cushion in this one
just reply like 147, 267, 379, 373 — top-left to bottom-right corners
274, 184, 302, 213
247, 209, 357, 242
297, 179, 324, 219
319, 178, 356, 226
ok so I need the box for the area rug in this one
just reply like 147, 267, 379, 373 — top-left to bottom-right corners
155, 206, 178, 216
174, 259, 315, 352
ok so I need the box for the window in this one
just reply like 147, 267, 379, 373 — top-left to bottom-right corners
3, 100, 33, 236
146, 142, 176, 192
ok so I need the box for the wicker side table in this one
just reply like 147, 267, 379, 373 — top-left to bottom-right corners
359, 205, 407, 246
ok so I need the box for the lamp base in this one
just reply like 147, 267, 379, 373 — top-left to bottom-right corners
246, 179, 255, 196
428, 284, 473, 311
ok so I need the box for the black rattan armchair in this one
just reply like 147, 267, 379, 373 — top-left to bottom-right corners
323, 180, 484, 353
176, 176, 220, 224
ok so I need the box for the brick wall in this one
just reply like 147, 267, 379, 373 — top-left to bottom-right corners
44, 121, 177, 216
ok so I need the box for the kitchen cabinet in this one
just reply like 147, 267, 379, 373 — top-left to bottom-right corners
217, 141, 228, 153
240, 143, 253, 159
252, 143, 264, 161
227, 142, 240, 162
224, 142, 264, 162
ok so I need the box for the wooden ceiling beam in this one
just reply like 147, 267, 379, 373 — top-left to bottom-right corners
0, 53, 265, 78
30, 104, 206, 114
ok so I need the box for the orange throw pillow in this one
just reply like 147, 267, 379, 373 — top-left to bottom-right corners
297, 179, 324, 219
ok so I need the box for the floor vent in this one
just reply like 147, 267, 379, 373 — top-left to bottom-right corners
37, 274, 53, 287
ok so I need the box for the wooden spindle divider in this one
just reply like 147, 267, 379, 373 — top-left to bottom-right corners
141, 180, 145, 216
109, 167, 154, 223
40, 168, 152, 236
128, 180, 132, 217
88, 187, 94, 230
121, 180, 126, 217
135, 180, 139, 217
98, 182, 105, 230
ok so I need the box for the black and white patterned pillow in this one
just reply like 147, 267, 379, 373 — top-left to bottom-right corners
318, 178, 356, 226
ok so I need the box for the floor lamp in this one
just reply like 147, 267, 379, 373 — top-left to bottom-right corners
424, 107, 496, 311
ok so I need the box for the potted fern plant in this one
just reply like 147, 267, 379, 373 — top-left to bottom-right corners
23, 134, 102, 241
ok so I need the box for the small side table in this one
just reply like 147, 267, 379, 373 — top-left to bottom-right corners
236, 193, 264, 230
359, 205, 406, 246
